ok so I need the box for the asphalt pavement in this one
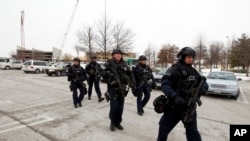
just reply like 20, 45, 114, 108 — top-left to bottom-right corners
0, 70, 250, 141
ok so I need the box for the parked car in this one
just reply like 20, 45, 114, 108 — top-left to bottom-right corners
22, 60, 50, 73
206, 71, 241, 99
45, 62, 71, 76
0, 58, 22, 70
153, 68, 168, 88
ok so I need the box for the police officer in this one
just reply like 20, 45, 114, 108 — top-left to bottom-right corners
157, 47, 208, 141
85, 55, 104, 102
101, 48, 136, 131
67, 57, 88, 108
132, 55, 156, 116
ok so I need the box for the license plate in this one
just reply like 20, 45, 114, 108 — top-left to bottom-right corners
214, 89, 222, 93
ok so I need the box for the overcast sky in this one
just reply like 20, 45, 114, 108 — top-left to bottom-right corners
0, 0, 250, 58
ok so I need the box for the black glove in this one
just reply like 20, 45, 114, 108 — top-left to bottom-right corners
151, 82, 156, 89
174, 95, 187, 106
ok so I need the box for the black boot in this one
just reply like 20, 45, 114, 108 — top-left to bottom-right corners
98, 97, 105, 102
110, 123, 115, 131
116, 124, 124, 130
137, 111, 143, 116
78, 102, 82, 107
74, 104, 78, 108
88, 96, 91, 100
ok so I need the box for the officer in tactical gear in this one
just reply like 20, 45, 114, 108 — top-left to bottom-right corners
85, 55, 105, 102
132, 55, 156, 116
157, 47, 208, 141
101, 48, 136, 131
67, 57, 88, 108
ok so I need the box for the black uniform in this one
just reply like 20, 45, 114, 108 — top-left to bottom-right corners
133, 62, 156, 115
67, 64, 88, 108
157, 47, 208, 141
102, 57, 135, 131
85, 61, 104, 102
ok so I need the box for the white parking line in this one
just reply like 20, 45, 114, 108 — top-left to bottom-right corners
238, 87, 249, 104
0, 115, 54, 134
0, 100, 13, 105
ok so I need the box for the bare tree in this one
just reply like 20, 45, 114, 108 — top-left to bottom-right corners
157, 44, 179, 68
144, 43, 153, 67
194, 33, 208, 70
112, 22, 135, 52
76, 25, 95, 60
73, 45, 83, 57
207, 41, 224, 71
95, 17, 113, 61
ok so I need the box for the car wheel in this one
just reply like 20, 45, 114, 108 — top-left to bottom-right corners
24, 71, 28, 73
35, 69, 40, 74
48, 73, 52, 76
56, 71, 61, 76
5, 66, 10, 70
231, 93, 239, 100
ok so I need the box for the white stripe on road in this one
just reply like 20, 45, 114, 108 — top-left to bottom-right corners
238, 86, 249, 104
0, 115, 54, 134
0, 100, 13, 105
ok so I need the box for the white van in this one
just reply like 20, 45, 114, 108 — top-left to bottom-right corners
0, 58, 22, 70
22, 60, 50, 73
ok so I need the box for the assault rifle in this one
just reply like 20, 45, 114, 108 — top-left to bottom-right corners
110, 65, 124, 97
182, 76, 206, 123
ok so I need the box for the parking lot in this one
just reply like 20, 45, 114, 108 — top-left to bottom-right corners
0, 70, 250, 141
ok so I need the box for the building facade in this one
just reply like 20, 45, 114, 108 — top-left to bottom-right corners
15, 48, 53, 62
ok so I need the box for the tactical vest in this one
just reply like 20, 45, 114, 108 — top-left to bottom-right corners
88, 63, 98, 76
175, 63, 200, 98
135, 65, 151, 84
69, 65, 86, 82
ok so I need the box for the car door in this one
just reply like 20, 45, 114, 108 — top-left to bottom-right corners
13, 60, 22, 68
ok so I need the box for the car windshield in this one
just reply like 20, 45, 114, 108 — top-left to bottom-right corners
158, 68, 168, 75
207, 72, 236, 80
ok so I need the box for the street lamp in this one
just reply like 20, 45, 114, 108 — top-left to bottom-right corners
226, 36, 230, 69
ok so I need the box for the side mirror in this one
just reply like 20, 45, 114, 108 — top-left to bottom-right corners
237, 78, 242, 81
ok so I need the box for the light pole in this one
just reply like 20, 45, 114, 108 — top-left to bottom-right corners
226, 36, 230, 69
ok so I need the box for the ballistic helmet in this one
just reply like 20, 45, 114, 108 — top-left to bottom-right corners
138, 55, 147, 61
73, 57, 81, 62
112, 48, 123, 55
177, 47, 196, 60
91, 55, 97, 59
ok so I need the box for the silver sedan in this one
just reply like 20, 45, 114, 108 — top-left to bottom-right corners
206, 71, 241, 99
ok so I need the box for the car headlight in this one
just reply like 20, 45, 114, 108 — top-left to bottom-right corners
227, 85, 237, 89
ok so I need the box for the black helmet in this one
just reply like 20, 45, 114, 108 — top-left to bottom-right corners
112, 48, 123, 55
73, 57, 81, 62
153, 95, 170, 114
177, 47, 196, 60
138, 55, 147, 61
91, 55, 97, 59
